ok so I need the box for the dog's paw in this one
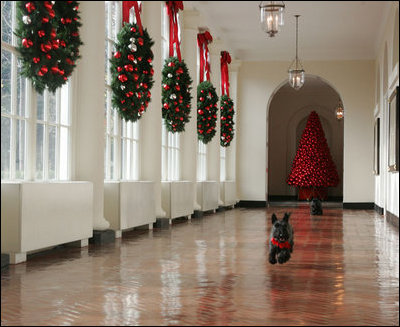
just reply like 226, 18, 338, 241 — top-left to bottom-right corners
269, 256, 277, 264
277, 252, 290, 264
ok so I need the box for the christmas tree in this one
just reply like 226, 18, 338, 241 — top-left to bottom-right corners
287, 111, 339, 199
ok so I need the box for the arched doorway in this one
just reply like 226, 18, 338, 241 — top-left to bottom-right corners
266, 74, 344, 202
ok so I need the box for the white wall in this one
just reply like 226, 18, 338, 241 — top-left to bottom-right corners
374, 3, 399, 218
237, 60, 375, 203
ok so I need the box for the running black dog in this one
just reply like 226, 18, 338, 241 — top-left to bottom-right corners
268, 212, 294, 264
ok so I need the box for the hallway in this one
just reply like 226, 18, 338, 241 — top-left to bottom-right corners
1, 206, 399, 326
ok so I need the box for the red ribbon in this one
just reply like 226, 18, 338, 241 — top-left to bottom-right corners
166, 1, 183, 61
197, 31, 213, 82
220, 51, 231, 97
122, 1, 143, 35
271, 238, 291, 249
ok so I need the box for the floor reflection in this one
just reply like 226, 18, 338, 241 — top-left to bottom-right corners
1, 207, 398, 326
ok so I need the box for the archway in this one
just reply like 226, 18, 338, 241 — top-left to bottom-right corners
266, 74, 344, 202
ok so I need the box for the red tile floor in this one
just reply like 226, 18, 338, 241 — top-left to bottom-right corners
1, 206, 399, 326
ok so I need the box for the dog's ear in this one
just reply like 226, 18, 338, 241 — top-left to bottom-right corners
283, 212, 291, 222
272, 213, 277, 224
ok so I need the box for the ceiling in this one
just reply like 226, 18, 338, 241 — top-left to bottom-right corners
184, 1, 392, 62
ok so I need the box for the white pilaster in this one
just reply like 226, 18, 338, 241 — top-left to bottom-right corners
141, 1, 165, 218
209, 39, 224, 204
181, 10, 201, 210
74, 1, 110, 230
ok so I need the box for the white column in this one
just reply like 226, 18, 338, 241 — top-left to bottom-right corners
226, 60, 241, 182
181, 10, 201, 210
208, 39, 224, 204
74, 1, 110, 230
141, 2, 165, 218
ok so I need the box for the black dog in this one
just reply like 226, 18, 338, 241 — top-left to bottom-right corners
269, 212, 294, 264
310, 198, 323, 215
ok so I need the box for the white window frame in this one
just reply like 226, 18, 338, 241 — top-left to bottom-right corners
104, 1, 140, 181
161, 3, 181, 181
1, 1, 71, 181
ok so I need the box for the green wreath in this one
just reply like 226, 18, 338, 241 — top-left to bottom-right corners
161, 57, 192, 133
110, 23, 154, 122
220, 95, 235, 147
197, 81, 218, 144
15, 1, 83, 94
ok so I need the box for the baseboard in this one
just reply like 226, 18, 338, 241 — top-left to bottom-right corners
268, 195, 343, 202
343, 202, 374, 209
374, 204, 384, 215
237, 201, 267, 208
386, 210, 399, 229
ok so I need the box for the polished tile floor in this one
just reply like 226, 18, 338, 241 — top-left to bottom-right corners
1, 206, 399, 326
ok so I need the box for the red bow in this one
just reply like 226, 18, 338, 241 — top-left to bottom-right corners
197, 31, 213, 82
122, 1, 143, 35
166, 1, 183, 61
271, 238, 291, 249
220, 51, 231, 96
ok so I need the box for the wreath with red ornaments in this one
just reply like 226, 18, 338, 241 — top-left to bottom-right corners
15, 1, 82, 94
197, 81, 218, 144
161, 57, 192, 133
110, 23, 154, 122
220, 95, 235, 147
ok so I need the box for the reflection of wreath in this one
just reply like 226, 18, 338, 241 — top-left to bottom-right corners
197, 81, 218, 144
110, 23, 154, 122
15, 1, 83, 94
161, 57, 193, 133
220, 95, 235, 147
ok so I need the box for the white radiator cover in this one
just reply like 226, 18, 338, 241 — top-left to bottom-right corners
197, 181, 219, 211
1, 182, 93, 255
221, 180, 237, 206
161, 181, 194, 219
104, 181, 156, 231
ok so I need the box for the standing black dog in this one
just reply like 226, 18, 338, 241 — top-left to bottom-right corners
269, 212, 294, 264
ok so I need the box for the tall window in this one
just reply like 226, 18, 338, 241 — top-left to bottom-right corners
1, 1, 71, 181
197, 140, 207, 181
105, 1, 140, 181
220, 146, 226, 181
161, 3, 180, 181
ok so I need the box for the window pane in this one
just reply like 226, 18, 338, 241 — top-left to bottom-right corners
16, 58, 26, 117
1, 116, 11, 179
60, 127, 69, 180
1, 1, 12, 44
37, 92, 45, 121
48, 92, 57, 123
48, 125, 56, 179
110, 137, 115, 179
15, 119, 25, 179
1, 49, 11, 114
60, 84, 69, 125
36, 124, 45, 179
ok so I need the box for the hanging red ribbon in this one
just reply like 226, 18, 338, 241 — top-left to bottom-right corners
220, 51, 231, 97
122, 1, 143, 35
166, 1, 183, 61
197, 31, 213, 82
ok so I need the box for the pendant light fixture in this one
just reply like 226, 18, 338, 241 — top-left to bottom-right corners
259, 1, 285, 38
288, 15, 305, 90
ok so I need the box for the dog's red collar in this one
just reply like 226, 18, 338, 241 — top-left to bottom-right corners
271, 238, 291, 249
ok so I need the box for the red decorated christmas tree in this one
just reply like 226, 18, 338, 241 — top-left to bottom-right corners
287, 111, 339, 200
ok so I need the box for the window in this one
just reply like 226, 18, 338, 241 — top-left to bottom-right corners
161, 3, 181, 181
104, 1, 140, 181
1, 1, 71, 181
197, 140, 207, 181
220, 146, 226, 181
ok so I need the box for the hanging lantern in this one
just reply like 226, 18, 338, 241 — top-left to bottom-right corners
259, 1, 285, 37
